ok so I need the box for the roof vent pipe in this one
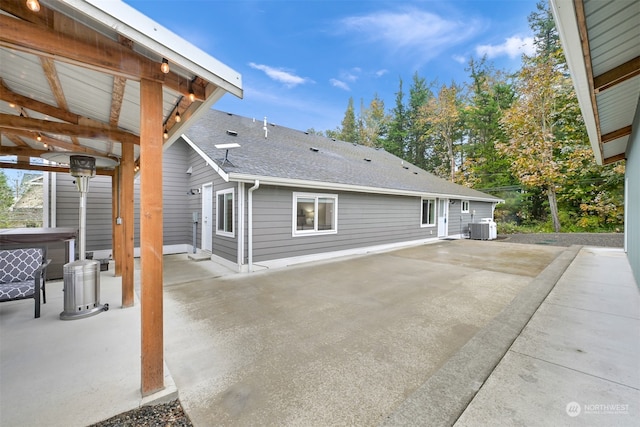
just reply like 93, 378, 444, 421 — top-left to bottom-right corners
263, 117, 268, 138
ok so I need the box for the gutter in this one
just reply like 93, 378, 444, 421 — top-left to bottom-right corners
247, 180, 260, 272
229, 173, 503, 203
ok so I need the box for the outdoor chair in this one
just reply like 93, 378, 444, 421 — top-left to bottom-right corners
0, 248, 51, 318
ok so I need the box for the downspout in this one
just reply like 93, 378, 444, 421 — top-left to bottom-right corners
237, 182, 245, 268
247, 180, 260, 272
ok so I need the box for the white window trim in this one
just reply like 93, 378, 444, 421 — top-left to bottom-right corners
461, 200, 470, 213
421, 198, 436, 227
216, 188, 235, 238
292, 192, 338, 237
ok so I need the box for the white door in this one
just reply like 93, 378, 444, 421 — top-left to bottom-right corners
201, 183, 213, 252
438, 199, 448, 237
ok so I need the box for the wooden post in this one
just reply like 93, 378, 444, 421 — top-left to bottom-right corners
121, 144, 135, 307
140, 78, 164, 396
112, 166, 122, 277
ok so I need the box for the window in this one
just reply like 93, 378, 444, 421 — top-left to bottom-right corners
461, 200, 470, 213
293, 193, 338, 236
421, 198, 436, 226
216, 188, 234, 237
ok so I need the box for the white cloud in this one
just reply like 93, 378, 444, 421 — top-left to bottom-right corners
339, 68, 361, 83
452, 54, 467, 64
330, 79, 350, 91
338, 8, 482, 64
475, 36, 535, 59
248, 62, 311, 87
375, 69, 389, 77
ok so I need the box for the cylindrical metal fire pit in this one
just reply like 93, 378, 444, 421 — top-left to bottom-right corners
60, 260, 108, 320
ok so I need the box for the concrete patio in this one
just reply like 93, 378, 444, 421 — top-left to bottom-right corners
0, 240, 638, 426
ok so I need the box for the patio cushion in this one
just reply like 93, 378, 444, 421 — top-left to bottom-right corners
0, 282, 36, 301
0, 248, 42, 283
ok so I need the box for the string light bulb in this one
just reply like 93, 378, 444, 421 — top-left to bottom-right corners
175, 111, 181, 123
160, 58, 170, 74
36, 134, 42, 142
163, 128, 169, 140
9, 102, 16, 109
26, 0, 40, 12
188, 89, 196, 103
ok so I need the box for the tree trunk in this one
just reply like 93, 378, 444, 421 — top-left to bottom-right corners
448, 138, 455, 182
547, 186, 561, 232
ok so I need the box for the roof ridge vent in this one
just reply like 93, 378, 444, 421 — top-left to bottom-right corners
226, 130, 238, 136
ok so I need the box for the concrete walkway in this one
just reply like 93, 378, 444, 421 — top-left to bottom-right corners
0, 242, 637, 426
454, 247, 640, 426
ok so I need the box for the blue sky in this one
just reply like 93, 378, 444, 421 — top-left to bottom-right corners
129, 0, 539, 133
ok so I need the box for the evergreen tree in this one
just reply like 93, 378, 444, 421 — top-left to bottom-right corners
420, 82, 463, 181
338, 97, 358, 143
406, 72, 434, 170
385, 78, 408, 158
359, 94, 388, 148
460, 57, 516, 190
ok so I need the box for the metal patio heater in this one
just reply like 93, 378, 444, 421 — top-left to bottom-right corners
60, 155, 108, 320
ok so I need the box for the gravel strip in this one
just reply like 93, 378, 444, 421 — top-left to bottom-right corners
89, 400, 192, 427
498, 232, 623, 248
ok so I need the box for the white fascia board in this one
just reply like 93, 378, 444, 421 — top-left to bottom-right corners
181, 134, 229, 182
550, 0, 603, 165
60, 0, 243, 98
164, 88, 226, 148
228, 173, 503, 203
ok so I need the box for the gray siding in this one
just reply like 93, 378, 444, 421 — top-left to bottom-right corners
55, 174, 113, 253
184, 145, 238, 262
162, 142, 191, 246
250, 186, 433, 262
447, 200, 494, 236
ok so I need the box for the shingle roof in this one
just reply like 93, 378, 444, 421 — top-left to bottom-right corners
182, 109, 501, 201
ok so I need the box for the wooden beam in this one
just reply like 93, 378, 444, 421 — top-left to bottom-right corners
0, 114, 139, 145
603, 153, 626, 165
594, 56, 640, 93
140, 78, 164, 396
0, 161, 113, 176
0, 0, 53, 28
0, 79, 137, 144
602, 125, 632, 144
1, 78, 81, 123
121, 143, 135, 308
2, 129, 113, 157
0, 14, 193, 97
5, 133, 28, 147
41, 57, 70, 111
0, 144, 47, 158
109, 76, 127, 154
40, 57, 81, 147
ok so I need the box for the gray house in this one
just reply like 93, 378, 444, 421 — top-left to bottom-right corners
48, 109, 501, 272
